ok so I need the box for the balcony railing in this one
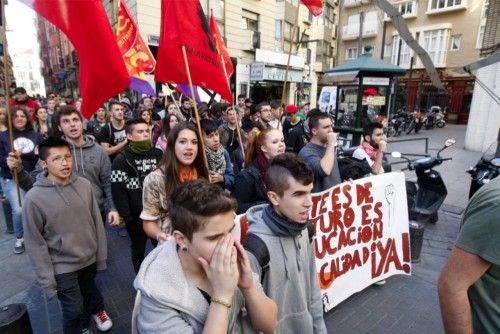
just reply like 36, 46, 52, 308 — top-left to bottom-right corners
342, 23, 378, 40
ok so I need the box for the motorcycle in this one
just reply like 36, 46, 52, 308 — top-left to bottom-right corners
406, 110, 425, 135
392, 138, 456, 223
467, 141, 500, 198
387, 111, 410, 137
425, 106, 446, 129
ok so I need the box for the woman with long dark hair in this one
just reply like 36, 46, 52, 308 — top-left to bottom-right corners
141, 122, 208, 244
33, 107, 52, 138
232, 127, 285, 214
0, 106, 43, 253
154, 113, 180, 152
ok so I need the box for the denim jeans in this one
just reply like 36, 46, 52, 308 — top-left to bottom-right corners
1, 178, 26, 239
55, 262, 105, 334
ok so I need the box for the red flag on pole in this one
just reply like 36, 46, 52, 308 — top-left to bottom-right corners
19, 0, 130, 119
117, 0, 156, 96
301, 0, 324, 16
155, 0, 232, 103
209, 11, 234, 79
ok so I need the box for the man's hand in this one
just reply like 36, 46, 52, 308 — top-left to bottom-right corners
327, 132, 337, 148
108, 210, 120, 226
379, 140, 387, 152
6, 151, 23, 172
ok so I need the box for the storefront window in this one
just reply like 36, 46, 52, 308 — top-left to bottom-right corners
337, 86, 358, 128
361, 86, 388, 127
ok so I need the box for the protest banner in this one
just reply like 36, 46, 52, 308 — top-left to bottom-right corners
235, 172, 410, 312
311, 172, 410, 311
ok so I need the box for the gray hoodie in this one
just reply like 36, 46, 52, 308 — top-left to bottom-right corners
66, 135, 115, 212
22, 174, 107, 297
132, 240, 257, 334
246, 204, 327, 334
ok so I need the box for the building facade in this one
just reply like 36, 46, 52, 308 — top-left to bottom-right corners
100, 0, 339, 106
465, 0, 499, 151
337, 0, 488, 124
36, 16, 79, 97
11, 48, 46, 97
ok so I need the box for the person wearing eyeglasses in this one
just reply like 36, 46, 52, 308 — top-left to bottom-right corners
22, 137, 112, 333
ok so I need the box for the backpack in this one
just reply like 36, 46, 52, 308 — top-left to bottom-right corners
242, 221, 316, 283
338, 156, 372, 181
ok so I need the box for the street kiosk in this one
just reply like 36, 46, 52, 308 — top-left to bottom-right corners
321, 45, 406, 145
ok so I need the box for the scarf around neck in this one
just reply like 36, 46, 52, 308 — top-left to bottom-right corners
255, 153, 269, 181
129, 139, 152, 154
361, 140, 379, 160
205, 146, 226, 175
178, 165, 198, 183
262, 204, 308, 237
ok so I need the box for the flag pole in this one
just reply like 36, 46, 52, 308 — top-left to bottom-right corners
181, 45, 209, 173
279, 2, 301, 121
165, 84, 181, 114
1, 0, 22, 207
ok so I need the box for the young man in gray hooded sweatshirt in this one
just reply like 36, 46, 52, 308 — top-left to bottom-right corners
22, 137, 111, 333
55, 106, 119, 225
244, 153, 327, 333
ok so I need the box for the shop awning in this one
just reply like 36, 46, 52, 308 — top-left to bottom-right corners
320, 70, 359, 85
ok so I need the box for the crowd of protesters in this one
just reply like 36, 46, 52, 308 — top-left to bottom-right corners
0, 87, 395, 333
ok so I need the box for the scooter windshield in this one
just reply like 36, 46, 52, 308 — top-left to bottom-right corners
482, 141, 499, 162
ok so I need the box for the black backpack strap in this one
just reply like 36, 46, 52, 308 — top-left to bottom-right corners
243, 233, 270, 284
306, 222, 316, 243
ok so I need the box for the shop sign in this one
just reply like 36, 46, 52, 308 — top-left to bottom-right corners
250, 62, 265, 81
363, 77, 390, 86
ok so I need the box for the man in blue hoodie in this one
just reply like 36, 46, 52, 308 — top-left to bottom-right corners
22, 137, 112, 333
244, 153, 327, 333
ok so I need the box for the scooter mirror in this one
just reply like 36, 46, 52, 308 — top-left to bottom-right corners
391, 151, 402, 158
444, 138, 456, 147
491, 158, 500, 167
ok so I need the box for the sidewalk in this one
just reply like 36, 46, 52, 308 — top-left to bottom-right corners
323, 124, 483, 333
0, 124, 483, 333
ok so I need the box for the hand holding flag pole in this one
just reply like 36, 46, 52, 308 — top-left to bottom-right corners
1, 0, 22, 207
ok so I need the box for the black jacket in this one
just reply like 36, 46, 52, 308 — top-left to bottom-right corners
285, 122, 310, 154
232, 161, 268, 214
111, 146, 162, 223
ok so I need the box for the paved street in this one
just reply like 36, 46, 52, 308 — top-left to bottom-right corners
0, 124, 486, 333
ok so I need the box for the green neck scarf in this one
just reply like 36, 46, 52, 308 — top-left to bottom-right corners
129, 140, 152, 154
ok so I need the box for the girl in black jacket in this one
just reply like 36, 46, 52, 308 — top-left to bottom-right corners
232, 127, 285, 214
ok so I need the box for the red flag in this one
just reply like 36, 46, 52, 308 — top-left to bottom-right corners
117, 0, 156, 96
209, 11, 234, 79
155, 0, 232, 103
301, 0, 324, 16
19, 0, 130, 119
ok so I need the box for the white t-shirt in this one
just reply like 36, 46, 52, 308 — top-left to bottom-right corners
353, 147, 385, 174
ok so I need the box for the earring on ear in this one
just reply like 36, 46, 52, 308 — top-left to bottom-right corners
182, 246, 188, 251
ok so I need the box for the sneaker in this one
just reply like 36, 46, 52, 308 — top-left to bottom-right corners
92, 310, 113, 331
81, 329, 93, 334
374, 280, 386, 286
14, 238, 25, 254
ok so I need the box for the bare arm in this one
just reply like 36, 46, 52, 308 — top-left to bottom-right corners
438, 246, 491, 334
371, 140, 387, 175
319, 132, 337, 175
143, 219, 168, 243
100, 140, 127, 157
